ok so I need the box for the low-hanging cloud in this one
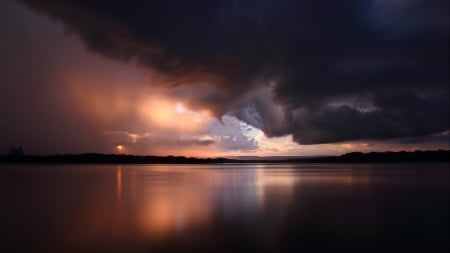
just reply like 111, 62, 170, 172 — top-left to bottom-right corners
17, 0, 450, 145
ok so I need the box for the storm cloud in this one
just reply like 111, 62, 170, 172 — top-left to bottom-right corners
16, 0, 450, 144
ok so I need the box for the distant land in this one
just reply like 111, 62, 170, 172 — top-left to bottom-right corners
228, 155, 322, 161
0, 150, 448, 164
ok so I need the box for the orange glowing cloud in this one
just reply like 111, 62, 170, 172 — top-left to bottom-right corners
138, 97, 212, 133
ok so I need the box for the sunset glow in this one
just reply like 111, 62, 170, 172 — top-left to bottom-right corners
0, 0, 447, 157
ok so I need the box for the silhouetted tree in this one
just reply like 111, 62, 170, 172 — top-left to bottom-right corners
9, 146, 24, 157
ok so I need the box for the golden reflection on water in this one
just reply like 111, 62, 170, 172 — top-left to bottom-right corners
1, 164, 447, 253
111, 165, 374, 239
138, 183, 212, 238
255, 166, 297, 209
116, 167, 122, 201
3, 163, 446, 253
60, 165, 375, 249
113, 165, 300, 240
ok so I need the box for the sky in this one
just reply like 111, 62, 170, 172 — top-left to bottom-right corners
0, 0, 448, 157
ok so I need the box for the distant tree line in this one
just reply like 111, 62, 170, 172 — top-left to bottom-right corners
286, 150, 450, 163
0, 153, 232, 164
0, 150, 448, 164
8, 146, 24, 157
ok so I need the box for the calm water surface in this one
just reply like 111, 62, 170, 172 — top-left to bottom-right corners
0, 163, 448, 252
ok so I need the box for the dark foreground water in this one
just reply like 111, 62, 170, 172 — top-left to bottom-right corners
0, 163, 448, 253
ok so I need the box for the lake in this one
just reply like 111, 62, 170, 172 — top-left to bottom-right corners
0, 163, 448, 252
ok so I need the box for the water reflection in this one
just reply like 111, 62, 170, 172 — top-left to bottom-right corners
116, 167, 122, 201
0, 164, 448, 253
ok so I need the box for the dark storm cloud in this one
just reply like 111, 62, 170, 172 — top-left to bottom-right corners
290, 91, 449, 144
19, 0, 449, 144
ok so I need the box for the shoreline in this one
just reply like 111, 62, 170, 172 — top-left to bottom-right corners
1, 150, 448, 164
